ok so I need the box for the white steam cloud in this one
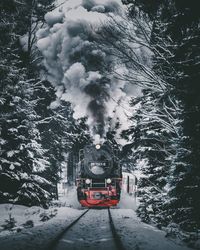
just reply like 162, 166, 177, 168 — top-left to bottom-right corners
37, 0, 139, 142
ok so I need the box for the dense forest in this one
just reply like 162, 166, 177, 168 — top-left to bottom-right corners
121, 0, 200, 236
0, 0, 200, 245
0, 0, 90, 207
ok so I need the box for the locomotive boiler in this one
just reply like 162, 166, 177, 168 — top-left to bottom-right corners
76, 142, 122, 207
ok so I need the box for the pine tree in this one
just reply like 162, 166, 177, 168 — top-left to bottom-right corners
0, 0, 56, 207
123, 0, 200, 233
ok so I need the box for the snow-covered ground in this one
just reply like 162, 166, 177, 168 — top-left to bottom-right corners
0, 187, 136, 235
0, 187, 81, 237
0, 204, 56, 236
0, 203, 84, 250
55, 208, 116, 250
0, 187, 85, 250
118, 191, 138, 210
57, 186, 81, 209
111, 209, 193, 250
0, 189, 195, 250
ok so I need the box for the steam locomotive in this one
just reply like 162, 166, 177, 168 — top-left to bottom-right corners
76, 142, 122, 207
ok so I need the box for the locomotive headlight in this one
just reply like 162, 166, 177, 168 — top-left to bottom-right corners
95, 144, 101, 150
85, 179, 91, 184
106, 178, 112, 184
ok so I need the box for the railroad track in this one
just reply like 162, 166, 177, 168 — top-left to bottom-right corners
47, 208, 126, 250
46, 208, 90, 250
108, 208, 126, 250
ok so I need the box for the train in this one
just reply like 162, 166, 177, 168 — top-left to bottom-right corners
76, 142, 122, 207
122, 172, 138, 195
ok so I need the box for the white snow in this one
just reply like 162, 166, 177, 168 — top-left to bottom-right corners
9, 164, 15, 170
7, 151, 19, 158
110, 209, 193, 250
0, 204, 56, 235
57, 186, 81, 209
0, 189, 193, 250
0, 206, 84, 250
54, 208, 116, 250
118, 191, 138, 210
0, 188, 81, 237
0, 187, 84, 250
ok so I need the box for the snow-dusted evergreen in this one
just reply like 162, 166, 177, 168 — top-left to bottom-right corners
1, 1, 199, 246
0, 0, 90, 207
121, 0, 200, 237
92, 0, 200, 239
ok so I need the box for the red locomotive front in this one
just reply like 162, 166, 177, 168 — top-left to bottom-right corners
76, 143, 122, 207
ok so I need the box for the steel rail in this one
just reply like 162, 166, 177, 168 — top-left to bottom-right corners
108, 208, 126, 250
47, 209, 90, 250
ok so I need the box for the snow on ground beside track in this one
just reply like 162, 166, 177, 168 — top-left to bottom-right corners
118, 190, 138, 210
57, 186, 81, 209
0, 189, 194, 250
110, 209, 193, 250
0, 187, 81, 238
0, 206, 85, 250
0, 204, 56, 236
